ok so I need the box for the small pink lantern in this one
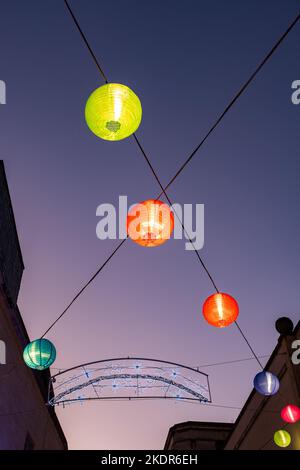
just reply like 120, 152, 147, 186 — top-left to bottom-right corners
281, 404, 300, 423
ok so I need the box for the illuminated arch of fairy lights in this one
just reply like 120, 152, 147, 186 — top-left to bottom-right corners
48, 357, 211, 406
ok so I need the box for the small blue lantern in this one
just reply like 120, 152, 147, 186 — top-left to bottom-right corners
253, 371, 279, 396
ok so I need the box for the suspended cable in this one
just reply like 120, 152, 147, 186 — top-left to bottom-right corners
133, 133, 219, 292
64, 0, 300, 196
40, 0, 219, 340
0, 399, 281, 416
41, 238, 127, 337
50, 351, 285, 372
235, 321, 264, 369
63, 0, 108, 83
63, 0, 219, 292
198, 352, 286, 368
58, 0, 296, 370
134, 135, 264, 365
192, 402, 281, 413
156, 11, 300, 197
62, 0, 300, 287
54, 0, 298, 372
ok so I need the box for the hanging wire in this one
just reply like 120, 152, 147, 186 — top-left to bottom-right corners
0, 3, 293, 452
156, 11, 300, 196
137, 137, 264, 365
63, 0, 109, 83
50, 0, 299, 370
0, 400, 282, 416
235, 321, 264, 369
132, 133, 219, 292
50, 352, 286, 372
42, 0, 220, 338
41, 238, 127, 337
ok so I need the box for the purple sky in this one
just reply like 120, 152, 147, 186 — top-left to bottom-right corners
1, 0, 300, 449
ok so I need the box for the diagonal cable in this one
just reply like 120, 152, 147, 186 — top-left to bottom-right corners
156, 11, 300, 197
132, 133, 219, 292
41, 238, 127, 337
63, 0, 109, 83
42, 1, 298, 367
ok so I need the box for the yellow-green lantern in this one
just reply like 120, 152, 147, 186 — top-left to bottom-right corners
85, 83, 142, 141
274, 430, 291, 448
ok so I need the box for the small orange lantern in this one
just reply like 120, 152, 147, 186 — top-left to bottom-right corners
202, 292, 239, 327
127, 199, 174, 247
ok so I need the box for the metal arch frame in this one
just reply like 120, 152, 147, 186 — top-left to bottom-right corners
50, 357, 209, 379
48, 357, 211, 405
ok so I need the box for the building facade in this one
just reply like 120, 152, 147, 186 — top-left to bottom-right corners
225, 320, 300, 450
0, 161, 67, 449
164, 421, 234, 450
165, 321, 300, 451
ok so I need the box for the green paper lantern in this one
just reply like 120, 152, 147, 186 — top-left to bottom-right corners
274, 430, 291, 448
85, 83, 142, 141
23, 338, 56, 370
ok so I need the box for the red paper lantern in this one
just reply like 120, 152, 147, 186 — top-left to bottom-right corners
127, 199, 174, 247
203, 292, 239, 328
281, 404, 300, 423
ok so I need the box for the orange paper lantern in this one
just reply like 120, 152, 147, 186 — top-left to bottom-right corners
281, 404, 300, 423
203, 292, 239, 328
127, 199, 174, 247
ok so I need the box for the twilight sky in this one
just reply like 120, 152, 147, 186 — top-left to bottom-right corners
1, 0, 300, 449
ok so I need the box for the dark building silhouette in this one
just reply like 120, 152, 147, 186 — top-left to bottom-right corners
224, 320, 300, 450
0, 161, 67, 449
164, 421, 234, 450
165, 321, 300, 450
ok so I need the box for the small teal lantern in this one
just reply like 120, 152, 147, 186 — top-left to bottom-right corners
23, 339, 56, 370
253, 371, 279, 396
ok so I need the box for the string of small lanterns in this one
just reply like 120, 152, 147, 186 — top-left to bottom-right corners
21, 1, 300, 449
